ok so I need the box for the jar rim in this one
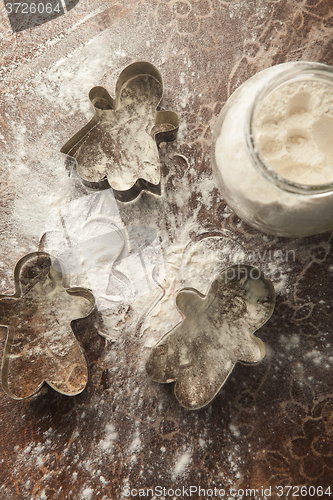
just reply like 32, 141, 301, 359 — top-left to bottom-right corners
246, 62, 333, 196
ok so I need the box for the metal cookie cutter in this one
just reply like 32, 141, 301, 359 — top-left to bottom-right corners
61, 61, 179, 202
0, 252, 95, 400
146, 265, 275, 410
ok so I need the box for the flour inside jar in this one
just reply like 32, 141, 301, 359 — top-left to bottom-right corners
254, 80, 333, 185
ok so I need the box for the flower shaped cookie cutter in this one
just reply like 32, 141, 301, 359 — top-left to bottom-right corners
0, 252, 95, 399
61, 61, 179, 202
146, 265, 275, 409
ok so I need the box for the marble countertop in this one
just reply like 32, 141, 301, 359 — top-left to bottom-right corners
0, 1, 333, 498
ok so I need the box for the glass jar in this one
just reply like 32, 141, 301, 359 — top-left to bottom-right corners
211, 62, 333, 237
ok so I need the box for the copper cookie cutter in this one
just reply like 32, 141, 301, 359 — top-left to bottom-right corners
146, 265, 276, 409
0, 252, 95, 399
61, 61, 179, 202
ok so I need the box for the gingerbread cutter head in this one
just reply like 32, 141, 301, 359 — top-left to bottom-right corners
61, 61, 179, 202
0, 252, 95, 400
146, 265, 275, 410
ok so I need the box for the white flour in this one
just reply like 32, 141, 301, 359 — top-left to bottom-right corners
254, 80, 333, 185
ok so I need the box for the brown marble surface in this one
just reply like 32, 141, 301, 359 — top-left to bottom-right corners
1, 1, 333, 499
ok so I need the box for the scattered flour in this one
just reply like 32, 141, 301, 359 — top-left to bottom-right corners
229, 424, 241, 438
81, 487, 94, 500
99, 423, 118, 451
172, 451, 192, 478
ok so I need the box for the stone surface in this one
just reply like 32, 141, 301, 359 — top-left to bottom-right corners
0, 0, 333, 498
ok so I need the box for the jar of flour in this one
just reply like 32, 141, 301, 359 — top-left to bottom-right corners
212, 62, 333, 237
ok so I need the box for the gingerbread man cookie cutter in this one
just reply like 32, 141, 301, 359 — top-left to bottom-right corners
146, 265, 275, 409
61, 61, 179, 202
0, 252, 95, 399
